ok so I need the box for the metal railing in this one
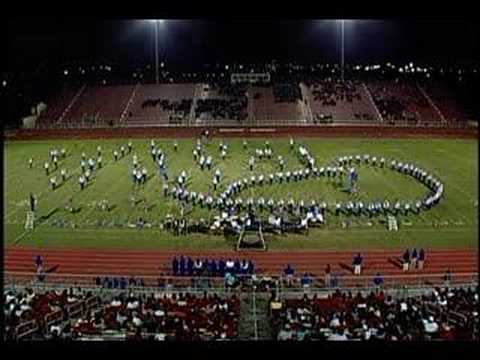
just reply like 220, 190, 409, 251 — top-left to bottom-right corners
32, 115, 477, 130
4, 271, 477, 294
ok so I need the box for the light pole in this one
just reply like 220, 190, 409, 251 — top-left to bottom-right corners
155, 20, 159, 84
341, 19, 345, 83
151, 19, 164, 84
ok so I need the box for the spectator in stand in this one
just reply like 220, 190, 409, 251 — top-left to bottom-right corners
373, 272, 384, 288
172, 256, 179, 276
353, 253, 363, 275
284, 264, 295, 287
402, 249, 410, 272
443, 269, 452, 287
324, 264, 331, 288
225, 272, 237, 289
301, 273, 313, 289
418, 248, 426, 270
411, 248, 418, 270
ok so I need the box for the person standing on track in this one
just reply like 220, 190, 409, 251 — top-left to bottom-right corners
128, 141, 132, 154
324, 264, 332, 288
402, 249, 410, 272
44, 161, 49, 175
353, 253, 363, 275
411, 248, 418, 270
29, 157, 34, 169
418, 248, 426, 270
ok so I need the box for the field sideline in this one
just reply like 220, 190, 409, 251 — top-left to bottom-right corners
4, 137, 478, 251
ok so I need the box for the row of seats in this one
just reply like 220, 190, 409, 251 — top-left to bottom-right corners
36, 80, 465, 128
270, 286, 478, 340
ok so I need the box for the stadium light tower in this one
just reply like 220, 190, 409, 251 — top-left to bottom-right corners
340, 20, 345, 83
150, 19, 165, 84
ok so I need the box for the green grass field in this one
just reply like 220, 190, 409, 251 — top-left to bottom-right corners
4, 137, 478, 251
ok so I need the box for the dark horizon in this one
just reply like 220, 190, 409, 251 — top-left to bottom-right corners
7, 19, 480, 74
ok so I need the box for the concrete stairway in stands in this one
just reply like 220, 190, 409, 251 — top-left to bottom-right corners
417, 84, 447, 125
362, 83, 383, 123
55, 85, 85, 126
299, 82, 314, 124
119, 84, 141, 124
189, 84, 202, 126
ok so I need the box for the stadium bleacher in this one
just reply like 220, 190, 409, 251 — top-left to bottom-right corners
367, 80, 442, 125
58, 85, 135, 127
4, 288, 240, 341
36, 86, 80, 128
249, 85, 304, 124
126, 83, 195, 126
304, 78, 380, 124
31, 72, 473, 129
270, 286, 479, 340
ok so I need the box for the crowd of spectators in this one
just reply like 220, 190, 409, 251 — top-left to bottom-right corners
269, 286, 478, 341
308, 78, 375, 122
368, 80, 424, 124
195, 82, 248, 122
71, 291, 240, 340
309, 78, 362, 105
4, 287, 241, 341
140, 98, 192, 122
4, 287, 98, 340
272, 83, 301, 103
195, 98, 248, 121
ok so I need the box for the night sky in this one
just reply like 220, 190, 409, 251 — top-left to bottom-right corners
4, 17, 479, 127
7, 18, 480, 73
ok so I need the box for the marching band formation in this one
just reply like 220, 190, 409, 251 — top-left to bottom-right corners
33, 135, 444, 236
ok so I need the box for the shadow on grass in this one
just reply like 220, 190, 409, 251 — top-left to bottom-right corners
38, 207, 60, 222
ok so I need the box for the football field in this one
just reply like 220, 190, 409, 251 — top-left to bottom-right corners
4, 137, 478, 251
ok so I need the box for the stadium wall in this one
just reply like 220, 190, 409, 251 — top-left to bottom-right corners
5, 125, 478, 141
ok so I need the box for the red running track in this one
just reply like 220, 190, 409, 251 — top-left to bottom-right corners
5, 247, 478, 280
